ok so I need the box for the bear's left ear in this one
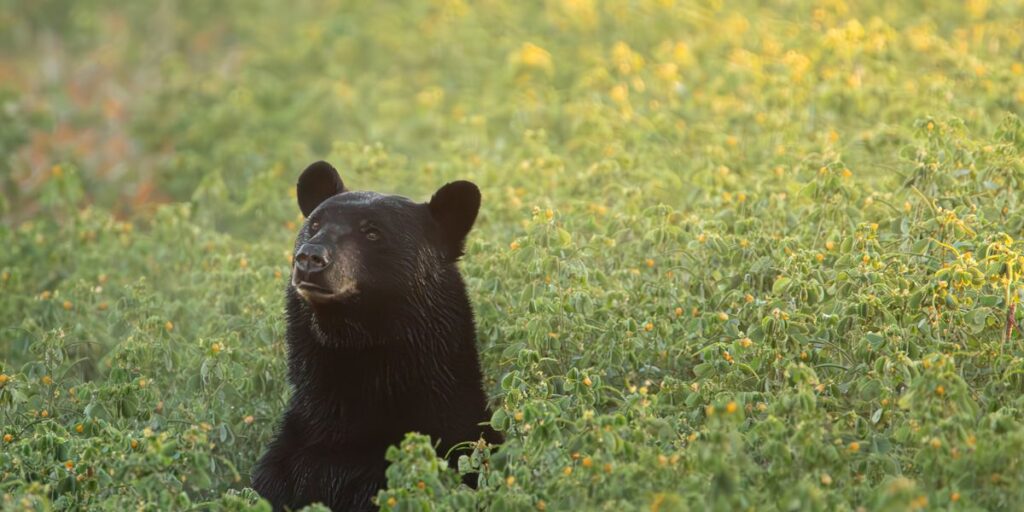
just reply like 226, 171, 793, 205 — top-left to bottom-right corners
297, 161, 346, 217
429, 181, 481, 260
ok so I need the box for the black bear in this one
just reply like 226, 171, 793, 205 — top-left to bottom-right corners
251, 161, 502, 511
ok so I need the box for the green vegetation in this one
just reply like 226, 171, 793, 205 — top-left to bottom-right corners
3, 0, 1024, 510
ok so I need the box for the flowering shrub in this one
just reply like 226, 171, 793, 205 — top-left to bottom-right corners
2, 0, 1024, 510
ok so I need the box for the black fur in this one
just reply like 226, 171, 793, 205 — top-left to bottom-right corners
251, 163, 501, 511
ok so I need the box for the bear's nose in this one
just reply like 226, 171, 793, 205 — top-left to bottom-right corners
295, 244, 330, 273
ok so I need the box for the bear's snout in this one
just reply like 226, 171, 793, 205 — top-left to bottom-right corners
292, 242, 360, 303
293, 243, 337, 301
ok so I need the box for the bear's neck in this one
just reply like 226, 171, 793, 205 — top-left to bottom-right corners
283, 288, 483, 411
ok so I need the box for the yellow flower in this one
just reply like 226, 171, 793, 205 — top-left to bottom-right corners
165, 321, 174, 332
674, 307, 683, 317
42, 375, 53, 386
717, 312, 729, 321
0, 374, 8, 385
211, 342, 223, 354
516, 43, 553, 73
848, 441, 860, 453
782, 50, 811, 81
656, 62, 679, 82
3, 434, 12, 443
611, 41, 644, 74
825, 240, 835, 251
563, 466, 573, 475
820, 473, 832, 486
610, 84, 629, 104
509, 241, 521, 250
644, 322, 654, 332
911, 495, 928, 509
725, 401, 738, 414
816, 253, 825, 262
581, 456, 593, 468
670, 41, 692, 65
582, 376, 592, 387
63, 300, 73, 310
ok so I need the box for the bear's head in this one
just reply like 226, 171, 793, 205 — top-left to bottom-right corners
289, 161, 480, 317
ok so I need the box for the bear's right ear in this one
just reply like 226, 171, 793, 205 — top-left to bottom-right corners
297, 161, 346, 217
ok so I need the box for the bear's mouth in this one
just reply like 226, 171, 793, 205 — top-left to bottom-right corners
293, 279, 358, 303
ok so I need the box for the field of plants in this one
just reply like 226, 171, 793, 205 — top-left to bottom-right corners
2, 0, 1024, 510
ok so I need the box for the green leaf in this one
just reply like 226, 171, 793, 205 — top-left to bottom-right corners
772, 277, 792, 295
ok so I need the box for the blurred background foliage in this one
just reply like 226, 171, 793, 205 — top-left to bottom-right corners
1, 0, 1024, 510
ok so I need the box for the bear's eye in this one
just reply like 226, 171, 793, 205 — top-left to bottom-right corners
309, 221, 320, 232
